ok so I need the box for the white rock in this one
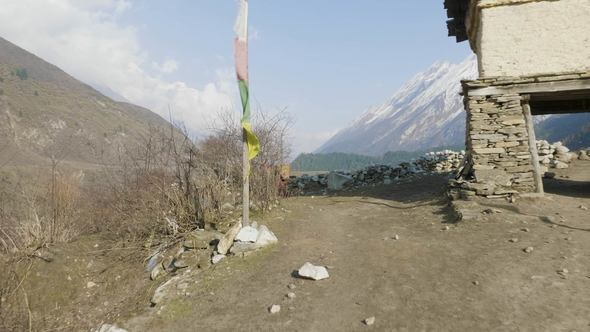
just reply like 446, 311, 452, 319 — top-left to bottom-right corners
151, 276, 180, 305
255, 225, 278, 247
150, 264, 164, 280
268, 304, 281, 314
217, 220, 242, 255
555, 145, 569, 154
297, 262, 330, 280
286, 292, 296, 299
363, 316, 375, 326
87, 281, 97, 288
211, 254, 225, 264
98, 324, 128, 332
557, 268, 569, 276
235, 226, 259, 243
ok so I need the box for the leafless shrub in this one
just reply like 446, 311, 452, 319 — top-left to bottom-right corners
0, 107, 292, 253
206, 108, 292, 211
0, 166, 83, 254
95, 107, 291, 243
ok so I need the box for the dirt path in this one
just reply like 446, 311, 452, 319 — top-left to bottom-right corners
125, 171, 590, 332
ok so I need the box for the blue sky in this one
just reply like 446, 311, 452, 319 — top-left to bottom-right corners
0, 0, 471, 155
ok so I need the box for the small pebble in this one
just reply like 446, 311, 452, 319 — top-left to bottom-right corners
287, 283, 296, 290
521, 228, 530, 232
363, 316, 375, 326
509, 238, 518, 243
268, 304, 281, 314
393, 234, 399, 240
557, 268, 569, 276
472, 280, 480, 286
524, 247, 534, 253
579, 205, 588, 210
286, 292, 296, 299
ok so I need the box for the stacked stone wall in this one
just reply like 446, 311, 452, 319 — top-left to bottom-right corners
461, 93, 536, 196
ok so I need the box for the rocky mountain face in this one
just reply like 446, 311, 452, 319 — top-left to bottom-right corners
317, 55, 478, 156
0, 36, 172, 166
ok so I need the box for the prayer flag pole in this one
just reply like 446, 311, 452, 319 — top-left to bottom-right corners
234, 0, 260, 226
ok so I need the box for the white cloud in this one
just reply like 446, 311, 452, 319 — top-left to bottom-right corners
0, 0, 233, 135
152, 59, 179, 74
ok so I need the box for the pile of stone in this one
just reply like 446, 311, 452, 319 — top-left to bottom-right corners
417, 150, 465, 173
536, 140, 578, 171
147, 221, 278, 306
289, 149, 466, 193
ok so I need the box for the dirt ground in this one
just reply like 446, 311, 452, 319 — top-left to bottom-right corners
122, 161, 590, 332
2, 161, 589, 331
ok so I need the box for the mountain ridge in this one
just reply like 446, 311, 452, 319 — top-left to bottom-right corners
317, 55, 477, 156
0, 36, 174, 166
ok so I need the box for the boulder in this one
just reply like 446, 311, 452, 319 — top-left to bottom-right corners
579, 150, 590, 160
268, 304, 281, 314
255, 225, 278, 247
150, 264, 164, 280
151, 276, 180, 305
555, 145, 569, 154
235, 226, 259, 243
217, 220, 242, 255
327, 172, 353, 190
297, 262, 330, 280
363, 317, 376, 326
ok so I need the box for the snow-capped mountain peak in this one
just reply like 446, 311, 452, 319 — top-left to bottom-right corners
316, 55, 477, 156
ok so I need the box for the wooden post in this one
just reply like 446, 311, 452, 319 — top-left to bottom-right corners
522, 99, 544, 194
242, 129, 250, 226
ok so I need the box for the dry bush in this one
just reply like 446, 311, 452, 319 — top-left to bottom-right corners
0, 167, 83, 254
205, 109, 292, 212
95, 108, 292, 243
0, 108, 292, 253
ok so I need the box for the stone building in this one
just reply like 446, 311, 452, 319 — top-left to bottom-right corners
444, 0, 590, 197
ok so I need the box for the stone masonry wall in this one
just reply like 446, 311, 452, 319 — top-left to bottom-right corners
461, 93, 536, 196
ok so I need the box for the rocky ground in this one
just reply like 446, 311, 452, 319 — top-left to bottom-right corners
121, 161, 590, 331
3, 161, 589, 331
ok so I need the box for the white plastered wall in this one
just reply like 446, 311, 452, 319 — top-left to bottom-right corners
475, 0, 590, 77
